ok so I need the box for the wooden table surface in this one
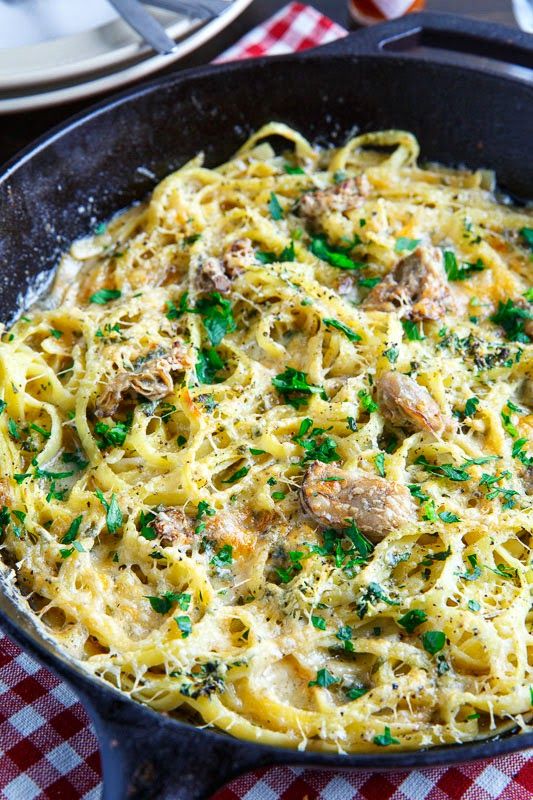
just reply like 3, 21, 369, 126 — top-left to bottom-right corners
0, 0, 521, 163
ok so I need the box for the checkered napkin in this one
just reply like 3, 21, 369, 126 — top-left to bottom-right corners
0, 4, 532, 798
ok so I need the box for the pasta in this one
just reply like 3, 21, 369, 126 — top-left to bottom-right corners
0, 123, 532, 752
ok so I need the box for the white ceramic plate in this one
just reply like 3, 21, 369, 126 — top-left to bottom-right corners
0, 0, 253, 113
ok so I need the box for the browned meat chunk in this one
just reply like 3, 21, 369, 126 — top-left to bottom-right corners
363, 246, 450, 321
154, 507, 259, 554
154, 508, 193, 547
297, 176, 370, 220
524, 467, 533, 495
96, 341, 192, 417
198, 238, 255, 294
376, 371, 445, 435
300, 461, 416, 542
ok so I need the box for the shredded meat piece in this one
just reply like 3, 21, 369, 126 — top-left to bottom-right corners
362, 245, 450, 321
297, 176, 370, 220
154, 509, 193, 547
95, 341, 192, 417
300, 461, 416, 542
376, 371, 445, 435
524, 468, 533, 495
198, 238, 255, 293
154, 507, 258, 554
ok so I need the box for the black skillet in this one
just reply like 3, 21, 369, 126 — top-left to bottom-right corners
0, 12, 532, 800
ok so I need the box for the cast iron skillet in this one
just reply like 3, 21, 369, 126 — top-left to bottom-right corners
0, 12, 532, 800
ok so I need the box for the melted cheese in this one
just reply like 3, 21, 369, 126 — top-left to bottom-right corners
0, 124, 532, 752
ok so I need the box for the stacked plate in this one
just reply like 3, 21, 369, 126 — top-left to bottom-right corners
0, 0, 253, 113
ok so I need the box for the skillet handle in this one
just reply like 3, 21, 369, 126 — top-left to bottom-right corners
80, 687, 291, 800
319, 12, 533, 72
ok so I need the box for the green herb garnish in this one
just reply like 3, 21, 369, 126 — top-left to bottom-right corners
323, 318, 361, 342
89, 288, 121, 304
310, 235, 364, 270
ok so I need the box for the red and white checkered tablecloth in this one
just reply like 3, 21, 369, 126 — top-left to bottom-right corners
0, 4, 532, 799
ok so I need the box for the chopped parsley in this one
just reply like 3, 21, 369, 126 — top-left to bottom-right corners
197, 500, 216, 520
89, 288, 121, 304
520, 227, 533, 250
284, 163, 305, 175
444, 251, 484, 281
395, 237, 420, 253
256, 242, 295, 263
491, 298, 532, 342
139, 510, 156, 540
292, 418, 340, 464
373, 727, 400, 746
221, 465, 249, 484
268, 192, 284, 220
30, 423, 50, 439
457, 554, 482, 582
468, 599, 481, 612
308, 668, 338, 688
336, 625, 354, 652
146, 592, 190, 614
210, 544, 233, 568
60, 541, 84, 558
454, 396, 479, 420
272, 367, 327, 409
61, 515, 83, 545
358, 276, 381, 289
166, 292, 190, 320
345, 682, 367, 700
94, 420, 129, 448
383, 346, 398, 364
439, 511, 460, 523
275, 550, 305, 584
374, 452, 385, 477
501, 404, 519, 437
323, 318, 361, 342
194, 293, 236, 347
196, 347, 224, 384
358, 389, 378, 413
356, 582, 399, 619
397, 609, 427, 633
402, 320, 425, 340
7, 418, 19, 440
415, 456, 470, 482
408, 484, 430, 503
310, 235, 364, 270
62, 450, 89, 471
175, 615, 192, 638
311, 615, 326, 630
422, 630, 446, 655
95, 489, 123, 533
512, 438, 532, 468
